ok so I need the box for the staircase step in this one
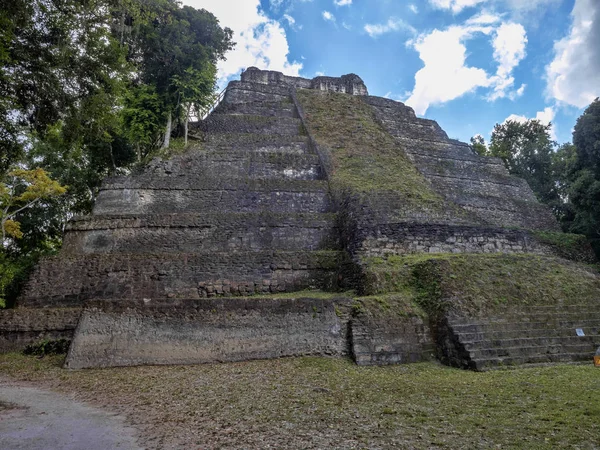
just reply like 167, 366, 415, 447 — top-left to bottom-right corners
457, 326, 600, 342
472, 352, 595, 370
139, 150, 324, 181
462, 335, 600, 351
201, 133, 309, 152
213, 100, 297, 118
451, 318, 600, 333
93, 181, 332, 215
20, 250, 348, 308
469, 342, 597, 359
63, 212, 341, 254
195, 115, 304, 136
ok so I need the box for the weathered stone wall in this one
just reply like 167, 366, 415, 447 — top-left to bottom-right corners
0, 308, 81, 352
65, 297, 351, 369
62, 213, 340, 254
20, 251, 346, 307
362, 95, 560, 232
351, 223, 556, 258
351, 314, 434, 366
240, 67, 368, 96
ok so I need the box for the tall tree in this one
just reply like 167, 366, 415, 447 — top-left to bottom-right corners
564, 99, 600, 254
489, 119, 559, 206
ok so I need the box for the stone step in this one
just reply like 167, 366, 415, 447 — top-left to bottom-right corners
451, 310, 600, 327
122, 150, 324, 182
93, 182, 332, 215
451, 318, 600, 334
194, 115, 304, 136
462, 335, 600, 351
456, 195, 560, 231
62, 212, 341, 254
457, 326, 600, 342
428, 174, 537, 203
469, 342, 598, 359
213, 100, 297, 118
401, 140, 503, 165
409, 153, 509, 178
19, 250, 349, 308
224, 80, 293, 102
471, 352, 594, 370
201, 133, 309, 152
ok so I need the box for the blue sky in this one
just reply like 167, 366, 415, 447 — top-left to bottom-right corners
184, 0, 600, 145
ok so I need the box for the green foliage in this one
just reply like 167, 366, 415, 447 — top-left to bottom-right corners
0, 0, 234, 295
23, 339, 71, 357
0, 252, 40, 308
469, 134, 488, 156
1, 168, 67, 244
489, 119, 559, 205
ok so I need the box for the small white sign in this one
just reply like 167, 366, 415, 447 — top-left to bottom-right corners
576, 328, 585, 337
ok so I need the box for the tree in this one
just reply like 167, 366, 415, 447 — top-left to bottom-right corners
562, 99, 600, 254
573, 98, 600, 175
489, 119, 559, 206
1, 168, 66, 245
470, 134, 488, 156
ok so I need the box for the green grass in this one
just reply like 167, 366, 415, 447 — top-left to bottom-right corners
297, 90, 445, 209
1, 354, 599, 449
362, 253, 600, 318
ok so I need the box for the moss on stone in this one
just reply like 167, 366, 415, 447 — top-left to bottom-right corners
362, 253, 600, 318
296, 90, 445, 209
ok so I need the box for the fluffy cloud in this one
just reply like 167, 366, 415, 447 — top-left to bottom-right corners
182, 0, 302, 86
429, 0, 487, 13
488, 22, 527, 100
322, 11, 335, 21
334, 0, 352, 5
503, 106, 557, 139
406, 16, 528, 115
364, 18, 416, 37
405, 26, 493, 115
409, 4, 419, 14
430, 0, 559, 14
546, 0, 600, 108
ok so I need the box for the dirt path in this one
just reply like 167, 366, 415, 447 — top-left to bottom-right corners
0, 381, 142, 450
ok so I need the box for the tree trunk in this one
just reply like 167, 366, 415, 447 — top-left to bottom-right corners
184, 103, 191, 147
162, 112, 172, 149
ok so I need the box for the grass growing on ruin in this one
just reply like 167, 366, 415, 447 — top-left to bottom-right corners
363, 253, 600, 317
1, 354, 599, 449
297, 90, 445, 208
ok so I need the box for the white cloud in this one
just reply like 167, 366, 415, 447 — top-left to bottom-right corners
364, 18, 416, 37
409, 4, 418, 13
405, 25, 494, 115
322, 11, 335, 22
334, 0, 352, 5
488, 22, 527, 100
315, 71, 325, 76
429, 0, 487, 13
283, 14, 302, 30
182, 0, 302, 87
503, 106, 557, 139
466, 12, 502, 25
546, 0, 600, 108
431, 0, 558, 14
406, 14, 529, 115
342, 21, 352, 30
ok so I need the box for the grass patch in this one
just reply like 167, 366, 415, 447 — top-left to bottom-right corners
532, 231, 595, 262
1, 354, 599, 449
297, 90, 445, 209
363, 253, 600, 318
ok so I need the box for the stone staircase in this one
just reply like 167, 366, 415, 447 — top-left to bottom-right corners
19, 81, 345, 307
447, 305, 600, 370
